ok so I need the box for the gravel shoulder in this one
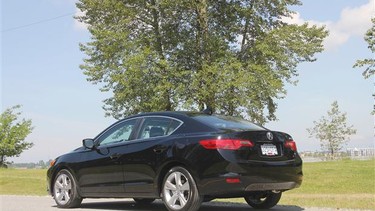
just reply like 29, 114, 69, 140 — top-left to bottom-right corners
1, 195, 373, 211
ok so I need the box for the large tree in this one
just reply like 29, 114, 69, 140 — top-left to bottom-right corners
307, 101, 356, 159
353, 18, 374, 79
0, 105, 34, 166
77, 0, 327, 124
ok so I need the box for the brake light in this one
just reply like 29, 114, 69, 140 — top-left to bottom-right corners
226, 178, 241, 183
199, 139, 254, 150
284, 140, 297, 151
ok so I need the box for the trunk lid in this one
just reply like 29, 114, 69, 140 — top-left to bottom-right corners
232, 130, 297, 161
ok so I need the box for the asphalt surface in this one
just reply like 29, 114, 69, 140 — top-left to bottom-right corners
0, 195, 372, 211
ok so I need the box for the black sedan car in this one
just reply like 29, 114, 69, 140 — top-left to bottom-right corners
47, 111, 302, 211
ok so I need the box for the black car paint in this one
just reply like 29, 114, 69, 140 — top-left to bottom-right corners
47, 111, 302, 200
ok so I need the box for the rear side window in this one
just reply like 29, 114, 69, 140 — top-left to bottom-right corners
193, 115, 265, 131
138, 117, 183, 139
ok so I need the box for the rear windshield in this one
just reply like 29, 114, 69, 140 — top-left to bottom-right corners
193, 115, 265, 131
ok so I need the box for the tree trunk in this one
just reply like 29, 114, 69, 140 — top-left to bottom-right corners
240, 2, 254, 61
227, 86, 235, 116
0, 155, 5, 167
150, 0, 165, 60
241, 17, 249, 52
150, 0, 172, 110
329, 141, 335, 160
195, 0, 215, 112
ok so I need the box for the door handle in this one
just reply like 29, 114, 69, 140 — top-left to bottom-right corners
110, 153, 121, 160
153, 146, 167, 154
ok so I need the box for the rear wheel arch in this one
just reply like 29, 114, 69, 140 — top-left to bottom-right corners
161, 166, 203, 211
157, 161, 200, 196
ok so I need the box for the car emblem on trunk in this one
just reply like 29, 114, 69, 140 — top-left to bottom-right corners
266, 132, 273, 140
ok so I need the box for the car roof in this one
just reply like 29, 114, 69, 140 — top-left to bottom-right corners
128, 111, 209, 119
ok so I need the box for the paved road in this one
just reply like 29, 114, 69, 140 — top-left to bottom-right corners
0, 195, 371, 211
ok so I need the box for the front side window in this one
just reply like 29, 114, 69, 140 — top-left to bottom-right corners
138, 117, 182, 139
98, 119, 137, 146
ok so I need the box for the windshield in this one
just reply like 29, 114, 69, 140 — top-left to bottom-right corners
193, 115, 266, 131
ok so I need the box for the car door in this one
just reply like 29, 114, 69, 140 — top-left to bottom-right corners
77, 118, 139, 196
122, 116, 183, 194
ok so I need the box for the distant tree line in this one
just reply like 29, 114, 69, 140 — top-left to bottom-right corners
9, 160, 52, 169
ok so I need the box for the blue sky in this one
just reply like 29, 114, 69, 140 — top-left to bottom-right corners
1, 0, 374, 163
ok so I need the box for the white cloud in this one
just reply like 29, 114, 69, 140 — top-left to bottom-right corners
282, 0, 374, 50
74, 7, 88, 31
337, 1, 374, 36
280, 12, 305, 25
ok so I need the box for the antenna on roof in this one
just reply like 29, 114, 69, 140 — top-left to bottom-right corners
202, 103, 213, 115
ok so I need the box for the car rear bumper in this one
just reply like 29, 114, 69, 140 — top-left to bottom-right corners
245, 181, 300, 191
197, 159, 303, 197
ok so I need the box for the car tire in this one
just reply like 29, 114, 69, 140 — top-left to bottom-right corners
53, 169, 82, 208
133, 198, 155, 204
244, 191, 282, 209
161, 166, 202, 211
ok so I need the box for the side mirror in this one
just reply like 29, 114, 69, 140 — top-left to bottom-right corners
83, 138, 95, 149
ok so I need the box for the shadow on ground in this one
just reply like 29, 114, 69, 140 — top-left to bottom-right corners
74, 199, 304, 211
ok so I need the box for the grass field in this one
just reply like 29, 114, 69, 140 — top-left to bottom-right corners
222, 159, 375, 210
273, 159, 374, 209
0, 159, 374, 209
0, 168, 47, 196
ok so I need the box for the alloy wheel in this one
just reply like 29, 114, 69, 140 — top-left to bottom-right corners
54, 173, 72, 205
163, 171, 191, 209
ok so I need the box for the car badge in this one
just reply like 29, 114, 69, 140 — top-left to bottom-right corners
266, 132, 273, 140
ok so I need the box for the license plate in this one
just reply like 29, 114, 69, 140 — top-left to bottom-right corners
261, 144, 278, 156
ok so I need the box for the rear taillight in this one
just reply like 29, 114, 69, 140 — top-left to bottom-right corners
226, 178, 241, 183
199, 139, 254, 150
284, 140, 297, 151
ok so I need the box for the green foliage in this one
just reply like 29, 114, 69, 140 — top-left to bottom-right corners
77, 0, 328, 124
307, 101, 356, 158
353, 18, 375, 114
354, 18, 375, 79
0, 105, 34, 165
